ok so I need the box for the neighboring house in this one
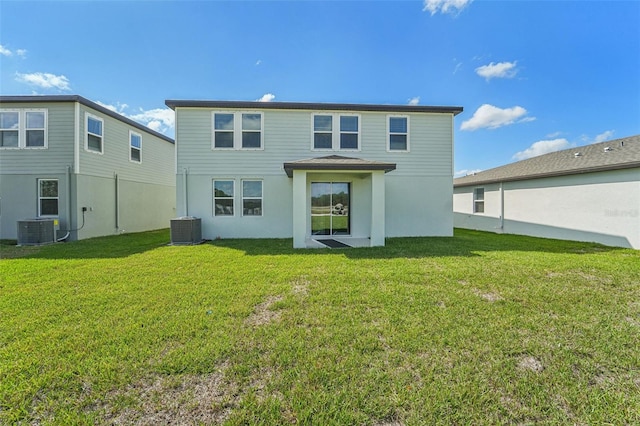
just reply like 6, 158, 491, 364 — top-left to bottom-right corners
165, 100, 463, 248
0, 95, 176, 242
453, 135, 640, 249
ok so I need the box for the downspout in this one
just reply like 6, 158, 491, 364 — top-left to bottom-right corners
183, 167, 188, 216
115, 173, 120, 232
56, 165, 73, 242
499, 182, 504, 231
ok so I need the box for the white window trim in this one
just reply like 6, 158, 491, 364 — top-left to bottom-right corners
211, 112, 264, 151
473, 187, 485, 214
311, 113, 361, 152
38, 178, 59, 217
241, 179, 264, 217
129, 130, 142, 163
0, 108, 48, 149
85, 113, 104, 154
387, 115, 410, 152
213, 179, 236, 217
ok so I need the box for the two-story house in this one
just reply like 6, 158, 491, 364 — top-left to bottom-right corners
0, 95, 176, 242
166, 100, 462, 248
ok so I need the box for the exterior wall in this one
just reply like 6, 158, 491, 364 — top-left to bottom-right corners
175, 106, 454, 240
454, 168, 640, 249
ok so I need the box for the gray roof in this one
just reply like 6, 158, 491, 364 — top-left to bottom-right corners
0, 95, 174, 144
284, 155, 396, 178
165, 99, 463, 115
454, 135, 640, 187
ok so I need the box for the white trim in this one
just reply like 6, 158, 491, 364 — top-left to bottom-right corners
311, 112, 361, 152
85, 113, 104, 154
211, 111, 264, 150
129, 130, 142, 163
241, 179, 264, 217
387, 115, 410, 152
0, 108, 48, 149
37, 178, 59, 217
213, 178, 236, 217
473, 187, 485, 214
74, 102, 80, 173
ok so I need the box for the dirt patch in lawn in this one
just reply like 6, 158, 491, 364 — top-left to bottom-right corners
517, 355, 544, 373
473, 289, 504, 303
245, 295, 284, 326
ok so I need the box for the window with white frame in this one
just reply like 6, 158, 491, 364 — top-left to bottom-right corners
312, 113, 360, 150
473, 188, 485, 213
242, 180, 263, 216
129, 131, 142, 163
388, 116, 409, 151
86, 114, 104, 153
0, 109, 48, 149
213, 112, 263, 149
213, 180, 234, 216
39, 179, 59, 216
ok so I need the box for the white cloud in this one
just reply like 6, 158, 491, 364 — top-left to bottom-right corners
407, 96, 420, 106
512, 138, 572, 161
95, 101, 128, 114
461, 104, 534, 131
15, 72, 71, 91
16, 49, 27, 57
0, 44, 12, 56
475, 61, 518, 81
256, 93, 275, 102
423, 0, 473, 15
129, 108, 175, 134
593, 130, 615, 143
255, 59, 262, 66
455, 169, 483, 178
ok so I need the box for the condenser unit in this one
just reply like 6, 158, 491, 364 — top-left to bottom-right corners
17, 218, 59, 246
170, 217, 202, 245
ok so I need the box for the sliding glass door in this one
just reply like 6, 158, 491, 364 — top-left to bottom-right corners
311, 182, 350, 235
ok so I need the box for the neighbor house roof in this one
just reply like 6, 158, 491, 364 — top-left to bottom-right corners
284, 155, 396, 177
0, 95, 174, 144
454, 135, 640, 187
165, 99, 463, 115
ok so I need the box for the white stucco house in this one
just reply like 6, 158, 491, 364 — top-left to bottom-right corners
0, 95, 176, 242
166, 100, 463, 248
453, 135, 640, 249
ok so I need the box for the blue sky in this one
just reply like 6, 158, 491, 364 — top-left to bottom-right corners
1, 0, 639, 176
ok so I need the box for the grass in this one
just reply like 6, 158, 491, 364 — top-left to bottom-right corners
1, 229, 639, 425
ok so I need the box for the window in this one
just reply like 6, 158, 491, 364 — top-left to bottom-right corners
213, 180, 234, 216
86, 114, 103, 153
213, 112, 263, 149
39, 179, 59, 216
242, 180, 263, 216
388, 116, 409, 151
474, 188, 485, 213
0, 109, 47, 149
312, 113, 360, 150
130, 131, 142, 163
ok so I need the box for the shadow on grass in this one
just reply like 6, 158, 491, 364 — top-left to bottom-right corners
1, 228, 623, 261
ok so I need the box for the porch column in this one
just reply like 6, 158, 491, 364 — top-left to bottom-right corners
292, 170, 307, 248
370, 170, 386, 246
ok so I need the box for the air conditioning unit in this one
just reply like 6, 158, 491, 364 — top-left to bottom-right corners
17, 218, 59, 246
170, 217, 202, 245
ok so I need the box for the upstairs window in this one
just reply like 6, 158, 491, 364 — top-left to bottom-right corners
213, 180, 234, 216
312, 113, 360, 151
473, 188, 485, 213
0, 109, 48, 149
39, 179, 59, 216
86, 114, 104, 153
242, 180, 263, 216
129, 131, 142, 163
388, 116, 409, 151
213, 112, 263, 149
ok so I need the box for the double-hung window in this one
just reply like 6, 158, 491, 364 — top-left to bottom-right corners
242, 180, 263, 216
388, 116, 409, 151
312, 113, 360, 150
39, 179, 59, 217
213, 112, 263, 149
130, 131, 142, 163
0, 109, 47, 149
473, 188, 485, 213
86, 114, 104, 153
213, 180, 235, 216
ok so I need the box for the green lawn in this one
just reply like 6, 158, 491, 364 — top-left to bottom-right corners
1, 229, 639, 425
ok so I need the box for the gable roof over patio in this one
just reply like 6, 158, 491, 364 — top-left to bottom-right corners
284, 155, 397, 177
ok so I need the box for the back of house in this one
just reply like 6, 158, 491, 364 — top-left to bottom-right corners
0, 95, 175, 243
166, 100, 462, 248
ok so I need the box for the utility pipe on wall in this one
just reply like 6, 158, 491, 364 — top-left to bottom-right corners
183, 168, 188, 216
115, 173, 120, 231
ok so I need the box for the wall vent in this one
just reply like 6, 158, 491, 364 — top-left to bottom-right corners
17, 219, 58, 246
170, 217, 203, 245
